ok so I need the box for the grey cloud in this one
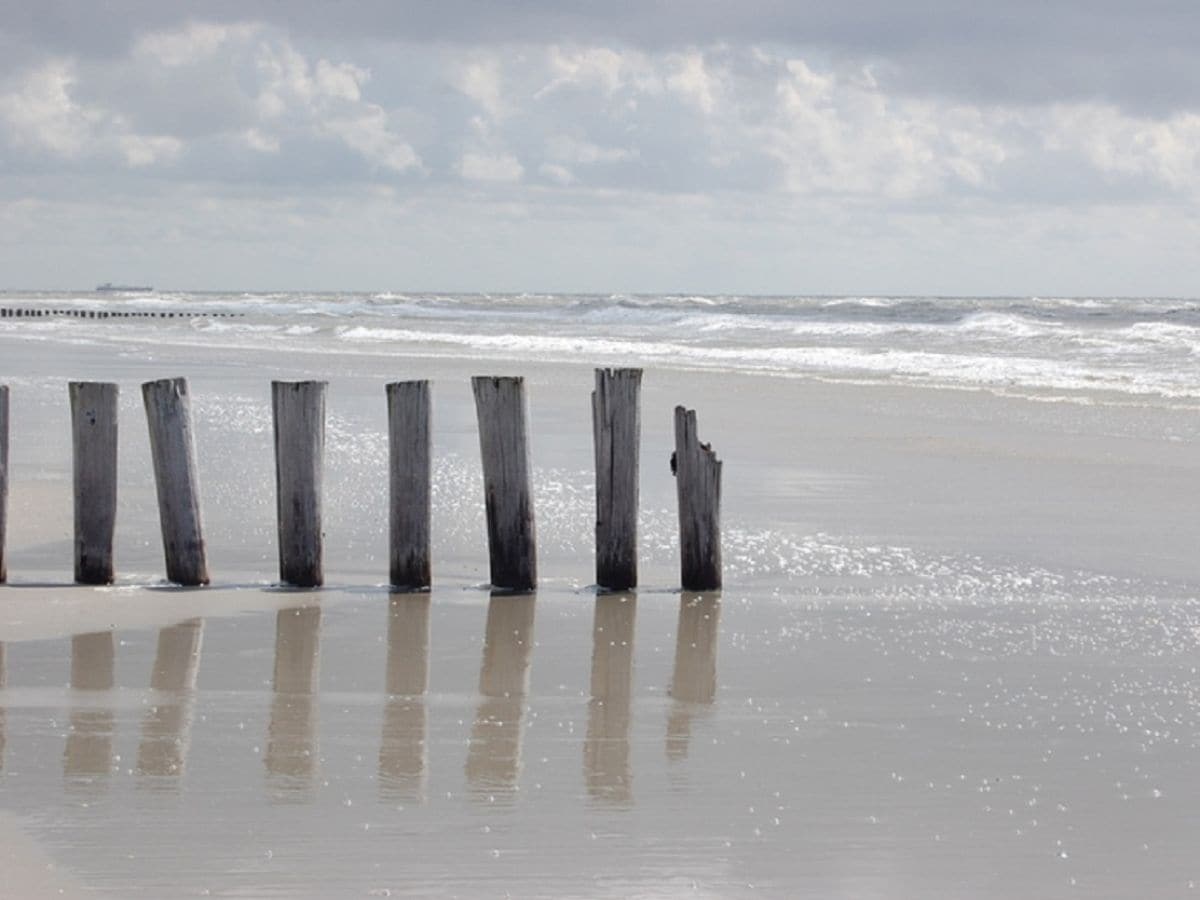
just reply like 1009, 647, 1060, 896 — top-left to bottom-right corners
4, 1, 1200, 112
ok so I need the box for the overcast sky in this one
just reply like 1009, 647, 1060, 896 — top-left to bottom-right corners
1, 1, 1198, 295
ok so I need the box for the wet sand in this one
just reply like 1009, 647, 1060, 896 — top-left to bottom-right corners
1, 333, 1198, 896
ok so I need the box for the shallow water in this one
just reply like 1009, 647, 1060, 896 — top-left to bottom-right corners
1, 300, 1198, 896
3, 582, 1199, 897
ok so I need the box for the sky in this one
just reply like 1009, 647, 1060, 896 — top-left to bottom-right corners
0, 1, 1198, 295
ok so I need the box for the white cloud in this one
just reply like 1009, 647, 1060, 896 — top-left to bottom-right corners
135, 22, 257, 68
0, 60, 182, 168
0, 61, 100, 158
545, 134, 636, 165
665, 51, 720, 115
252, 37, 421, 173
117, 133, 183, 167
457, 58, 506, 118
460, 151, 524, 182
1046, 105, 1200, 191
536, 46, 662, 100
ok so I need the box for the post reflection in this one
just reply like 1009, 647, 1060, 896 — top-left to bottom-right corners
266, 605, 321, 797
667, 592, 721, 761
137, 619, 204, 780
0, 642, 6, 772
584, 592, 636, 805
465, 592, 536, 800
65, 631, 116, 780
379, 594, 431, 802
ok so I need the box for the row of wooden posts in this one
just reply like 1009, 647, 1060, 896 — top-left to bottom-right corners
0, 370, 723, 593
0, 307, 242, 320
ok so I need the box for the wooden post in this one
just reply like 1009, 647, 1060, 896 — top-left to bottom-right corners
0, 385, 7, 584
593, 368, 641, 590
272, 381, 326, 587
471, 376, 536, 591
70, 382, 118, 585
142, 378, 209, 586
673, 406, 722, 591
386, 381, 431, 589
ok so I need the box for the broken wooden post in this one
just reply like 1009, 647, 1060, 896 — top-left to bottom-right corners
471, 376, 536, 591
0, 385, 7, 583
142, 378, 209, 586
386, 380, 431, 589
272, 381, 326, 587
593, 368, 641, 590
673, 406, 722, 591
70, 382, 118, 584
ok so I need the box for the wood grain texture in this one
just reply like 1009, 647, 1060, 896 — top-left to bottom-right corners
673, 406, 722, 591
142, 378, 209, 586
272, 381, 326, 587
386, 381, 431, 589
471, 376, 537, 592
70, 382, 118, 584
592, 368, 641, 590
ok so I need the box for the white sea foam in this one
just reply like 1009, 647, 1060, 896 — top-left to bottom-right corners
3, 291, 1199, 403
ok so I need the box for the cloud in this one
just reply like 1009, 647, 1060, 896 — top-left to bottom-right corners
460, 151, 524, 182
0, 60, 182, 166
1, 7, 1199, 292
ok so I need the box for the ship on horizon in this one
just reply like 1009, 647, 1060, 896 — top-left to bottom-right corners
96, 282, 154, 292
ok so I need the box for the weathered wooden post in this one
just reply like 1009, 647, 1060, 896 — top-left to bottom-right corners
272, 381, 326, 587
471, 376, 536, 591
673, 406, 722, 591
593, 368, 641, 590
386, 380, 431, 589
70, 382, 118, 584
142, 378, 209, 586
0, 385, 7, 584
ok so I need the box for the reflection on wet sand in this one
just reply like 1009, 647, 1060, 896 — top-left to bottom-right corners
65, 631, 116, 780
0, 642, 6, 772
667, 592, 721, 761
266, 605, 321, 797
584, 592, 636, 805
137, 619, 204, 779
379, 594, 430, 802
466, 593, 535, 800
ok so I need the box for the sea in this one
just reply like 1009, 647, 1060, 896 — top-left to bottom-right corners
3, 290, 1200, 403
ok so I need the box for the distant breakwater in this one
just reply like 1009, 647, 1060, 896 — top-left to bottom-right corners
0, 307, 243, 320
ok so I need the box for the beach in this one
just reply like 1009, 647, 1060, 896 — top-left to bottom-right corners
1, 293, 1198, 897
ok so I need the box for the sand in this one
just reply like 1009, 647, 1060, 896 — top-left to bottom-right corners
1, 331, 1198, 897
